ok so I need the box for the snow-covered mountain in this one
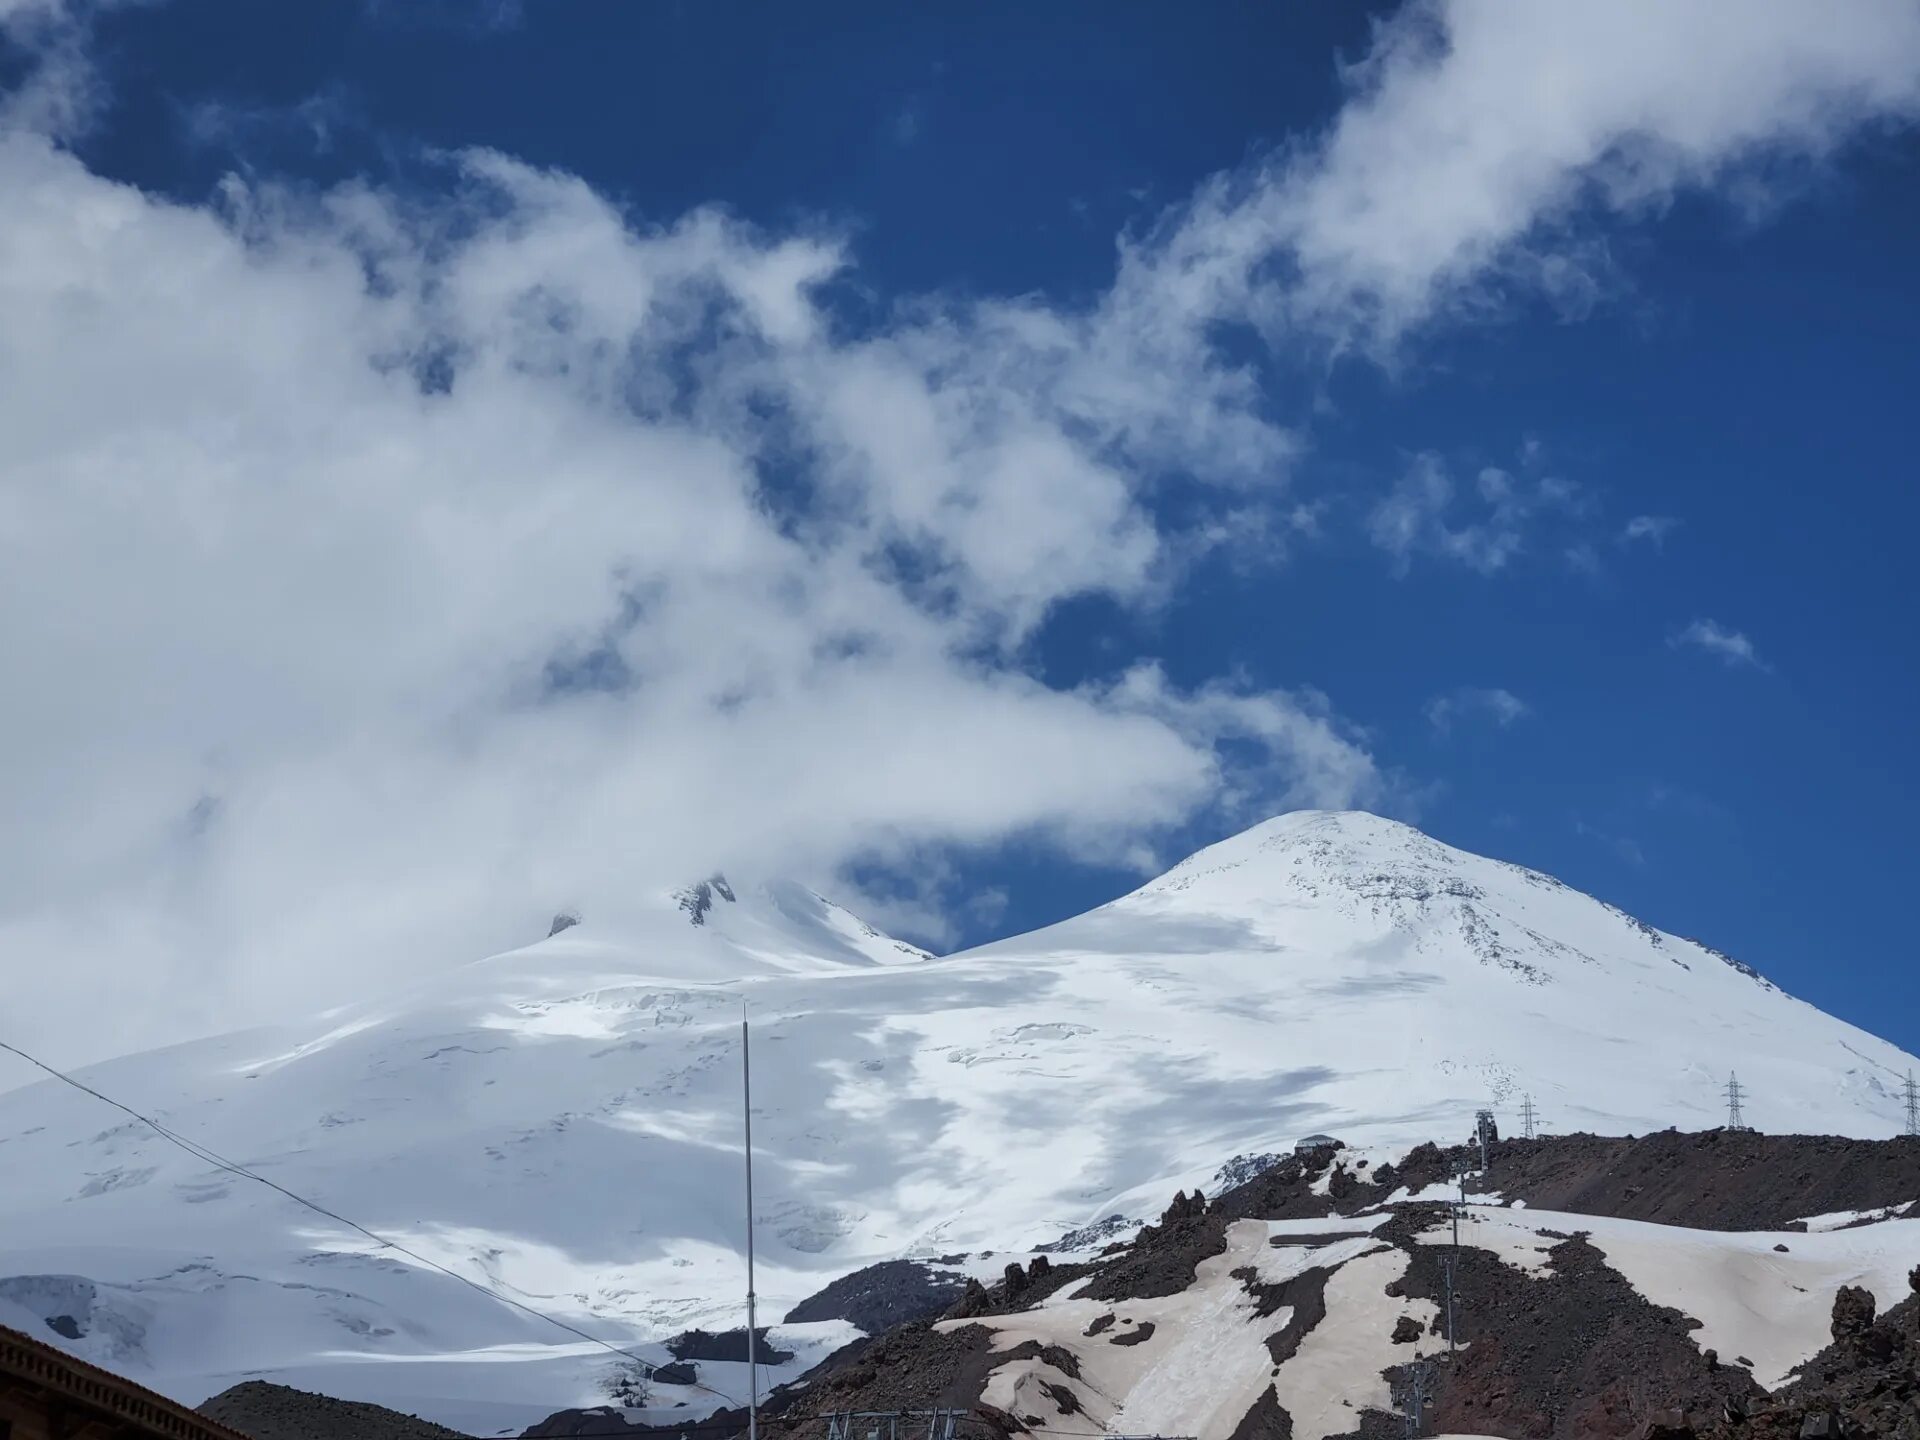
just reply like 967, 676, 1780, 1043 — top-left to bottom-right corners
1, 811, 1914, 1433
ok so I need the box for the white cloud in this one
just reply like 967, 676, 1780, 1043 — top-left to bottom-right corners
0, 0, 109, 138
1671, 618, 1769, 670
1368, 453, 1586, 575
0, 129, 1375, 1067
1117, 0, 1920, 351
5, 0, 1914, 1065
1425, 687, 1530, 733
1621, 514, 1681, 547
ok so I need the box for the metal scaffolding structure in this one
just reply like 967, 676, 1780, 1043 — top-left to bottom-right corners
1724, 1071, 1751, 1132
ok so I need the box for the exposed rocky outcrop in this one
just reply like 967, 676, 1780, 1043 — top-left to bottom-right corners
1215, 1153, 1287, 1190
783, 1259, 966, 1334
767, 1320, 1021, 1428
1451, 1131, 1920, 1232
673, 875, 736, 925
1687, 1279, 1920, 1440
665, 1327, 793, 1366
1077, 1190, 1227, 1302
1035, 1213, 1137, 1253
522, 1408, 644, 1437
200, 1381, 470, 1440
1211, 1131, 1920, 1235
1373, 1210, 1762, 1440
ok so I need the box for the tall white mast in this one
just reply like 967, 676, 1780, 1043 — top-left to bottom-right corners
742, 1004, 759, 1440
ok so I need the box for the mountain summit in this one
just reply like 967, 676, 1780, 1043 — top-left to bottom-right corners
1, 812, 1914, 1431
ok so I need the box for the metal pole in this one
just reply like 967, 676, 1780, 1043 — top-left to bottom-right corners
1446, 1196, 1459, 1361
743, 1007, 759, 1440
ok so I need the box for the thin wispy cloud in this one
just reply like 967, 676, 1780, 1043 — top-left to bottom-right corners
1575, 818, 1646, 867
1426, 687, 1531, 735
885, 99, 923, 149
1622, 515, 1681, 547
1672, 618, 1769, 670
1565, 542, 1603, 576
1368, 453, 1587, 576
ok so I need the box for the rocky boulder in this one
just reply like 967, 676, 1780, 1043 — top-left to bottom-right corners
1829, 1285, 1876, 1342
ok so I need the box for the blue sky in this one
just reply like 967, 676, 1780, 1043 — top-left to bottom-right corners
2, 0, 1917, 1062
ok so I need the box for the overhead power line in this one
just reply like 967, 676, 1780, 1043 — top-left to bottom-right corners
0, 1036, 739, 1408
0, 1037, 1199, 1437
1723, 1071, 1750, 1133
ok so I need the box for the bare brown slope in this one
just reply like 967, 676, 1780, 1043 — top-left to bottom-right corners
1469, 1131, 1920, 1231
1217, 1132, 1920, 1233
200, 1380, 470, 1440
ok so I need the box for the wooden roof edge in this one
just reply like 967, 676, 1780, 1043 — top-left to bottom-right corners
0, 1321, 256, 1440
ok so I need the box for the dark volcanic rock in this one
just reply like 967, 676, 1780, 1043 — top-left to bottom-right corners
1209, 1131, 1920, 1238
1038, 1379, 1081, 1414
973, 1254, 1085, 1315
1215, 1153, 1287, 1190
776, 1319, 1024, 1421
946, 1277, 991, 1319
1227, 1387, 1293, 1440
200, 1381, 470, 1440
1458, 1131, 1920, 1232
784, 1259, 966, 1334
665, 1327, 792, 1366
1372, 1209, 1762, 1440
1080, 1189, 1230, 1302
1037, 1213, 1137, 1253
1162, 1188, 1209, 1223
523, 1408, 641, 1437
674, 876, 735, 926
1037, 1343, 1080, 1379
1263, 1269, 1334, 1366
1637, 1406, 1694, 1440
1829, 1285, 1875, 1342
1697, 1287, 1920, 1440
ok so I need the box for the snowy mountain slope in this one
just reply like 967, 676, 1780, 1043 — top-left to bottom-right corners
917, 1190, 1920, 1440
1419, 1206, 1920, 1391
1, 812, 1915, 1431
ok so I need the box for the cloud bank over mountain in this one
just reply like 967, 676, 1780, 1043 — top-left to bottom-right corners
3, 0, 1918, 1063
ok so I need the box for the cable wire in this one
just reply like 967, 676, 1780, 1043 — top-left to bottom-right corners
0, 1036, 741, 1408
0, 1039, 1191, 1437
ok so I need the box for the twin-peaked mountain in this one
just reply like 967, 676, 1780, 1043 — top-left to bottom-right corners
0, 811, 1913, 1434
